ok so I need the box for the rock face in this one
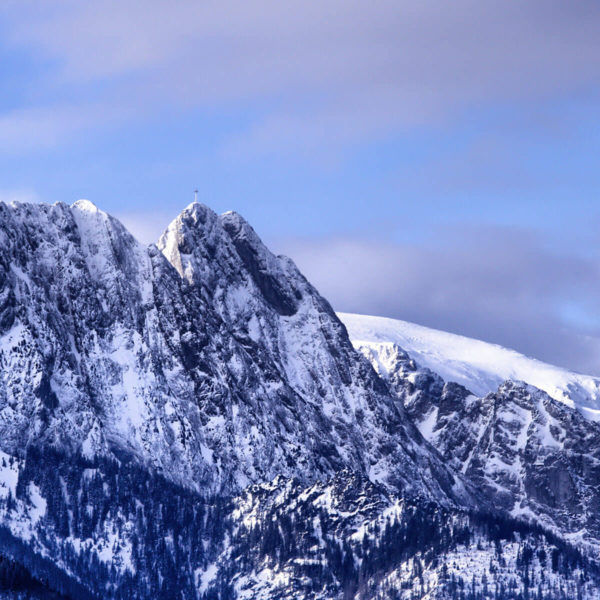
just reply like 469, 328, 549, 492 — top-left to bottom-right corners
155, 203, 473, 501
354, 339, 600, 551
0, 200, 466, 502
0, 199, 222, 491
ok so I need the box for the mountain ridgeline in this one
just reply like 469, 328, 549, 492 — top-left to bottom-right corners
0, 200, 597, 599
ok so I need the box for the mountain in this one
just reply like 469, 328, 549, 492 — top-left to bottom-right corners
342, 313, 600, 551
0, 199, 470, 598
0, 200, 598, 599
154, 203, 467, 501
0, 200, 468, 500
339, 312, 600, 419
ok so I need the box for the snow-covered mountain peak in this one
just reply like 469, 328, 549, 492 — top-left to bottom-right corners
71, 198, 101, 213
0, 200, 475, 504
154, 202, 477, 503
158, 202, 305, 317
343, 312, 600, 549
3, 201, 600, 598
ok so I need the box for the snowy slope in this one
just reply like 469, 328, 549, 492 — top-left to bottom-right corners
340, 313, 600, 550
338, 312, 600, 419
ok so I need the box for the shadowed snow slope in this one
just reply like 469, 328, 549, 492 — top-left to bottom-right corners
338, 312, 600, 419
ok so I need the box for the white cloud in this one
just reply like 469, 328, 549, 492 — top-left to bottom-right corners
2, 0, 600, 154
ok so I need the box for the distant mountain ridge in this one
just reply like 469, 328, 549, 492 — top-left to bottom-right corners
339, 312, 600, 419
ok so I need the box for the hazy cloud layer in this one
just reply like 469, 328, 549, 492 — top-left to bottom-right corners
2, 1, 600, 154
277, 226, 600, 376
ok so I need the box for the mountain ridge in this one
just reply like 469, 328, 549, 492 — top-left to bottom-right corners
339, 311, 600, 419
342, 314, 600, 553
0, 199, 473, 501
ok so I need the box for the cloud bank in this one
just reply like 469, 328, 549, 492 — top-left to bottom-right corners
2, 1, 599, 376
2, 1, 600, 154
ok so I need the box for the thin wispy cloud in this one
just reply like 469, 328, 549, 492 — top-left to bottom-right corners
2, 1, 600, 154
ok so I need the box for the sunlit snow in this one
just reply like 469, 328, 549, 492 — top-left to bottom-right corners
339, 312, 600, 419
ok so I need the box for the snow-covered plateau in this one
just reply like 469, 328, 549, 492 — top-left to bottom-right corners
339, 312, 600, 419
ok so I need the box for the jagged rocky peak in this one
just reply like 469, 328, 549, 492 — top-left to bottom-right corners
158, 202, 308, 318
0, 199, 147, 343
0, 199, 471, 504
0, 199, 171, 460
156, 202, 362, 412
156, 202, 473, 504
4, 200, 600, 599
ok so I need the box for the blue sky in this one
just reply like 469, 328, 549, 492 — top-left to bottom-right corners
1, 1, 600, 373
